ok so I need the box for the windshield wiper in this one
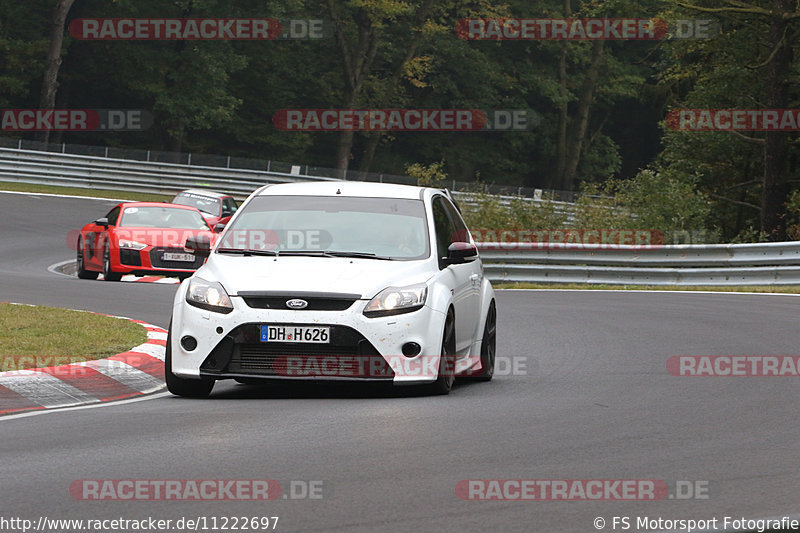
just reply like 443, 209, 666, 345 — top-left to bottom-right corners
278, 250, 393, 260
323, 250, 393, 260
216, 248, 279, 256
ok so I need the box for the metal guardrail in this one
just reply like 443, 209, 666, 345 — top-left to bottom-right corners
477, 242, 800, 285
0, 146, 579, 215
1, 145, 797, 285
0, 137, 581, 201
0, 147, 340, 199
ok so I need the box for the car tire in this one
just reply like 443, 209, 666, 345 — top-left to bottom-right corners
463, 301, 496, 382
102, 244, 122, 282
76, 237, 99, 280
424, 309, 456, 396
165, 321, 215, 398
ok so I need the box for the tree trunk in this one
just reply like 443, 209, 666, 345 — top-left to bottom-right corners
554, 0, 571, 189
562, 39, 605, 191
358, 133, 381, 173
38, 0, 75, 145
760, 0, 792, 240
328, 0, 378, 177
357, 0, 435, 174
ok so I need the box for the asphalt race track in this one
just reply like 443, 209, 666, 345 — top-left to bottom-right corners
2, 191, 800, 532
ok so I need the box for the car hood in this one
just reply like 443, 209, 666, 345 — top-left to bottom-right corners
201, 255, 433, 299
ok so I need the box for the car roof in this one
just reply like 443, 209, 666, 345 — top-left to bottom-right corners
254, 181, 429, 200
176, 189, 230, 199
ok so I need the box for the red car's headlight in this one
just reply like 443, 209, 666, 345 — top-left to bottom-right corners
119, 239, 147, 250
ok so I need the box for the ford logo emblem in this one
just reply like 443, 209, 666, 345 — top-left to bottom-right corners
286, 299, 308, 309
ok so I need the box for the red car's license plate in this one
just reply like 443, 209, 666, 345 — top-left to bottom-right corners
163, 252, 195, 262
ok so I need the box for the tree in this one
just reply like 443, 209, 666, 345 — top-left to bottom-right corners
38, 0, 75, 145
665, 0, 800, 240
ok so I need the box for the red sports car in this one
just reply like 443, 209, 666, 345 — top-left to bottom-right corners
76, 202, 216, 281
171, 189, 238, 228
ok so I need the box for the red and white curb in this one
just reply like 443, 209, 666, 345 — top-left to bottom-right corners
0, 316, 167, 416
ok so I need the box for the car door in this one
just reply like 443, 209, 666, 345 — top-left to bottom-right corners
431, 195, 481, 354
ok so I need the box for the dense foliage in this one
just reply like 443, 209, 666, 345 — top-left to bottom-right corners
2, 0, 800, 241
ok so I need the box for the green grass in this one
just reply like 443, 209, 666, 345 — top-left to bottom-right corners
0, 303, 147, 371
0, 181, 172, 202
495, 282, 800, 293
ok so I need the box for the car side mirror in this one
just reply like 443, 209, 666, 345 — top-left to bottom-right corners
214, 223, 226, 233
94, 217, 109, 227
185, 234, 212, 257
445, 242, 478, 265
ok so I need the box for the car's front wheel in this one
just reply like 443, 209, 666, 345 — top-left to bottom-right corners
165, 322, 215, 398
424, 309, 456, 395
102, 244, 122, 282
463, 301, 496, 382
76, 237, 98, 280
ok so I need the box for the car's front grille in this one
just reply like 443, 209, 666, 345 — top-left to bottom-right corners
200, 323, 390, 379
149, 247, 205, 269
241, 295, 357, 311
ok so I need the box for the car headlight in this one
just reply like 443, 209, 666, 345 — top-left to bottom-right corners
364, 284, 428, 317
186, 277, 233, 314
118, 239, 147, 250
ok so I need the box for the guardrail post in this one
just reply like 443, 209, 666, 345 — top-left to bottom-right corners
267, 160, 271, 171
104, 147, 108, 158
226, 156, 231, 168
187, 153, 192, 166
146, 150, 150, 162
62, 143, 66, 153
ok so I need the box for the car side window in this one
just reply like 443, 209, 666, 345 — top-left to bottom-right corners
432, 196, 456, 263
441, 197, 469, 243
106, 206, 120, 226
222, 198, 237, 216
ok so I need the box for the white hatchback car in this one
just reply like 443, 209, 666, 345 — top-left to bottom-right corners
167, 181, 496, 397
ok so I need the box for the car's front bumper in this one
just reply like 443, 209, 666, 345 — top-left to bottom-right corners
170, 289, 448, 385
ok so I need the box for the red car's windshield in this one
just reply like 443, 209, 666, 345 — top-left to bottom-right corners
119, 206, 209, 230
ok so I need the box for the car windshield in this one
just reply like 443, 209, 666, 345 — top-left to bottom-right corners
119, 206, 210, 229
173, 194, 220, 216
219, 195, 429, 260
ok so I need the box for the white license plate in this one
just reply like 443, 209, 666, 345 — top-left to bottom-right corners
260, 325, 330, 344
163, 252, 195, 262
